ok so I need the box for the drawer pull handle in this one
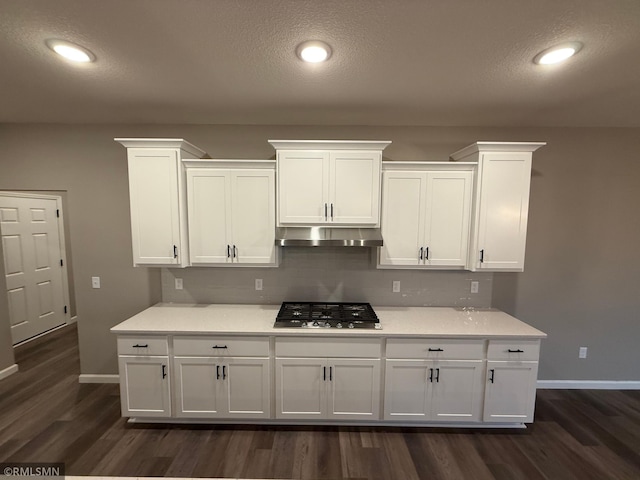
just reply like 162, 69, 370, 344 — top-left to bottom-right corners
508, 349, 524, 353
212, 345, 228, 349
428, 348, 444, 352
162, 365, 167, 379
133, 344, 148, 348
489, 369, 495, 383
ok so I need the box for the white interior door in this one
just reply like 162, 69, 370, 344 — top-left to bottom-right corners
0, 194, 67, 344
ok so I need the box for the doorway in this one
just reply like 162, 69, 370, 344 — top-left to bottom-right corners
0, 193, 71, 344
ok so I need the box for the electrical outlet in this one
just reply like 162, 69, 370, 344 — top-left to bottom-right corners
175, 278, 183, 290
579, 346, 588, 359
91, 276, 100, 289
255, 279, 263, 291
392, 281, 401, 293
470, 281, 479, 294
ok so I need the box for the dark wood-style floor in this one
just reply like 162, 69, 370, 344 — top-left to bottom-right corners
1, 324, 639, 479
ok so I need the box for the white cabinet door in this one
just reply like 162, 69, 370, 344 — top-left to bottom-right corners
330, 151, 381, 225
231, 170, 276, 264
187, 170, 231, 264
423, 171, 472, 267
277, 151, 330, 224
429, 360, 484, 422
187, 168, 276, 265
384, 359, 484, 422
384, 360, 430, 420
174, 357, 270, 419
328, 359, 380, 420
475, 152, 532, 271
173, 357, 223, 418
275, 358, 326, 419
127, 148, 182, 266
379, 172, 426, 266
224, 357, 271, 419
484, 361, 539, 423
118, 356, 171, 417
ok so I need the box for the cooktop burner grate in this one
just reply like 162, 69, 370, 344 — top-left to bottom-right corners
274, 302, 380, 329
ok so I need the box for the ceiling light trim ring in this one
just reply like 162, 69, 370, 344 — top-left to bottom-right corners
296, 40, 332, 63
533, 41, 582, 65
45, 39, 96, 63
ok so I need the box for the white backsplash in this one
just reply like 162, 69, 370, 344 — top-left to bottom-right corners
161, 247, 492, 307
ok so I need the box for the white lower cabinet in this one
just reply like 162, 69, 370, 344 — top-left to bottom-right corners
172, 335, 271, 419
483, 339, 540, 423
384, 359, 484, 422
275, 358, 380, 420
118, 356, 171, 418
275, 337, 382, 420
173, 356, 270, 419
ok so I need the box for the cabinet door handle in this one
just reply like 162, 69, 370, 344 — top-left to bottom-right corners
323, 366, 327, 381
162, 365, 167, 379
329, 366, 333, 381
428, 348, 444, 352
331, 203, 334, 221
173, 245, 178, 259
324, 203, 328, 221
222, 365, 226, 380
132, 344, 148, 348
419, 247, 424, 260
212, 345, 228, 349
435, 368, 440, 383
480, 249, 484, 263
233, 245, 237, 258
428, 368, 434, 382
489, 369, 495, 383
216, 365, 220, 380
425, 247, 429, 261
227, 245, 231, 258
508, 349, 524, 353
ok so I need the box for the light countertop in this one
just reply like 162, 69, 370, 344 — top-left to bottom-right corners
111, 303, 546, 339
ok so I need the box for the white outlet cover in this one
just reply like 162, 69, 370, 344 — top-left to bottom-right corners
471, 281, 479, 294
175, 278, 183, 290
392, 281, 400, 293
255, 279, 263, 291
91, 276, 100, 289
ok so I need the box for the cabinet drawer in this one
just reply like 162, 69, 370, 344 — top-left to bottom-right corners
275, 337, 381, 358
386, 338, 485, 360
117, 336, 168, 356
487, 339, 540, 361
173, 336, 269, 357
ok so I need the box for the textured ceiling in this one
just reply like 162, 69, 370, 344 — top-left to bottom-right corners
1, 0, 639, 127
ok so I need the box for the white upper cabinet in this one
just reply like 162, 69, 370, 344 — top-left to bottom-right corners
269, 140, 391, 226
185, 161, 277, 266
379, 163, 473, 268
115, 138, 206, 267
451, 142, 546, 272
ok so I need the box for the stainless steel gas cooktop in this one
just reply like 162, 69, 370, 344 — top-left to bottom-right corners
274, 302, 381, 329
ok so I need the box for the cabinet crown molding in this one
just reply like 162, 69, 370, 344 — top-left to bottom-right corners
183, 159, 275, 169
114, 138, 207, 158
450, 141, 546, 161
269, 139, 391, 151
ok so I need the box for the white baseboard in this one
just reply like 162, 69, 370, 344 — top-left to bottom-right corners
78, 374, 119, 384
0, 364, 19, 381
538, 380, 640, 390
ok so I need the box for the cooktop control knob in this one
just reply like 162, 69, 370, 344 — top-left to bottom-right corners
348, 322, 355, 329
301, 321, 308, 327
312, 321, 320, 327
336, 322, 343, 328
324, 321, 331, 327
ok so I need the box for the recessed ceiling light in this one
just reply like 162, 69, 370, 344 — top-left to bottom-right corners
296, 41, 332, 63
534, 42, 582, 65
46, 39, 96, 63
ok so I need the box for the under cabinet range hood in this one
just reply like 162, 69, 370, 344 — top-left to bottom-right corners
275, 227, 383, 247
